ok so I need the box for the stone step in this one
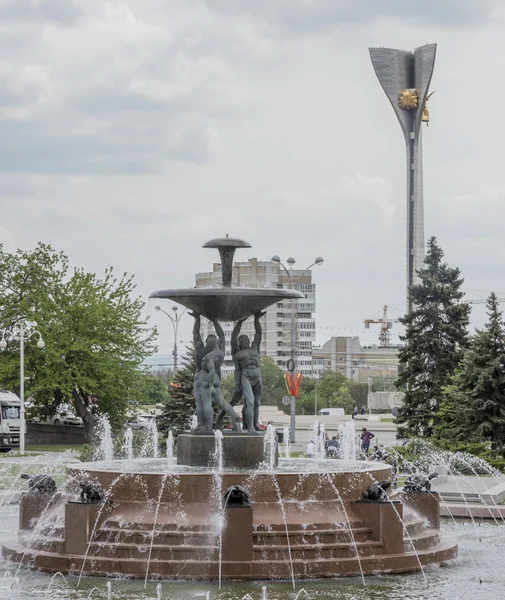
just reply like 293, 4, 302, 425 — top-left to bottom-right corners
403, 530, 440, 552
440, 492, 482, 504
403, 518, 428, 536
87, 541, 219, 561
94, 527, 218, 546
253, 540, 384, 560
255, 527, 373, 545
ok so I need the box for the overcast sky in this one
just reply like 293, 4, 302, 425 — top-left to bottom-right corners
1, 0, 504, 366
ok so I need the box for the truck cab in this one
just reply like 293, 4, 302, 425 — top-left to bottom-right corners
0, 390, 22, 451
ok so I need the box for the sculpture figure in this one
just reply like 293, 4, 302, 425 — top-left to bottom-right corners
191, 312, 240, 434
360, 480, 391, 502
20, 474, 57, 495
78, 481, 106, 503
231, 311, 265, 433
403, 472, 438, 493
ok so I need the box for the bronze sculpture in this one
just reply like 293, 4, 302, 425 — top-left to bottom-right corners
231, 311, 265, 433
191, 312, 240, 434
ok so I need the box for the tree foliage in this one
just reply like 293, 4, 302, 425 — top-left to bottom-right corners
291, 371, 356, 415
158, 346, 196, 437
437, 293, 505, 449
395, 237, 470, 438
0, 243, 156, 441
130, 371, 170, 405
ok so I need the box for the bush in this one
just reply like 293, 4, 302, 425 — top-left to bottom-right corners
78, 444, 97, 462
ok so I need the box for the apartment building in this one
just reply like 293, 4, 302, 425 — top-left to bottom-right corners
312, 336, 400, 382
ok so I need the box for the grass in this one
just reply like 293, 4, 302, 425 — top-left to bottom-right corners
381, 418, 396, 422
25, 444, 85, 453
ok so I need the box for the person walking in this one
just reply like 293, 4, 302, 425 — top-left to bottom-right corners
360, 428, 375, 456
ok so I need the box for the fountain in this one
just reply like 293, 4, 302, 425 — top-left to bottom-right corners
1, 237, 457, 581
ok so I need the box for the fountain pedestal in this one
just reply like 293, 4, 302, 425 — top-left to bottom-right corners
19, 493, 62, 530
64, 501, 109, 555
353, 500, 404, 555
177, 432, 277, 469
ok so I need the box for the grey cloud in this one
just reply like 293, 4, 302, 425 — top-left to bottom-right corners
203, 0, 497, 30
0, 0, 88, 26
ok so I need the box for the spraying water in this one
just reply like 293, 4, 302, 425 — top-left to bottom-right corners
339, 420, 357, 460
148, 418, 159, 459
99, 416, 113, 462
166, 430, 174, 460
214, 429, 224, 473
264, 424, 276, 470
283, 425, 290, 459
122, 427, 134, 461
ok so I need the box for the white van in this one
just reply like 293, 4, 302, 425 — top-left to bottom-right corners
0, 390, 21, 451
318, 408, 345, 417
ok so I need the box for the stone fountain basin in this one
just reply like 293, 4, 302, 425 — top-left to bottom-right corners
149, 287, 304, 321
67, 458, 392, 505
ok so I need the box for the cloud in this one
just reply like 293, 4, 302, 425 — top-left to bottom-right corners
0, 0, 90, 26
201, 0, 499, 31
1, 0, 504, 350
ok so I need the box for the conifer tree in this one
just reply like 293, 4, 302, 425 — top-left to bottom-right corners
396, 237, 470, 438
438, 292, 505, 448
158, 346, 196, 438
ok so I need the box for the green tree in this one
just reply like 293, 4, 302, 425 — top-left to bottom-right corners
260, 357, 286, 407
437, 293, 505, 448
295, 371, 354, 415
130, 371, 170, 405
348, 380, 368, 409
158, 346, 196, 437
395, 237, 470, 438
0, 243, 156, 442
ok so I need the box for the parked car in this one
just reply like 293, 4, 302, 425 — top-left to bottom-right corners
127, 415, 155, 432
30, 403, 83, 426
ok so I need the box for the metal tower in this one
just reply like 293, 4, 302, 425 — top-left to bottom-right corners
369, 44, 437, 312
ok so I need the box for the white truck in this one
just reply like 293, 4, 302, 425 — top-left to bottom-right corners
0, 390, 22, 451
318, 408, 345, 417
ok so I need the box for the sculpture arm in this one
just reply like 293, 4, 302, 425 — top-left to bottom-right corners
190, 312, 203, 352
212, 320, 225, 352
233, 356, 242, 392
231, 319, 244, 356
253, 311, 266, 350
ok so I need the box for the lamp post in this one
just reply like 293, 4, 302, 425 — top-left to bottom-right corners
0, 322, 45, 454
154, 305, 186, 370
271, 255, 324, 443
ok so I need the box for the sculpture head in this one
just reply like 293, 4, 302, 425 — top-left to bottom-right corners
238, 334, 250, 350
205, 334, 218, 351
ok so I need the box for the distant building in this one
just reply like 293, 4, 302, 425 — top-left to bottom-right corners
195, 258, 317, 378
312, 336, 401, 382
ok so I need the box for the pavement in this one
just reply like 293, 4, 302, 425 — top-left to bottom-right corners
432, 475, 505, 519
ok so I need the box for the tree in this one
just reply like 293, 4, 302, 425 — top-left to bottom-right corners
130, 371, 170, 405
438, 293, 505, 448
348, 380, 368, 409
151, 367, 174, 387
395, 237, 470, 438
260, 357, 286, 407
158, 347, 196, 437
295, 371, 355, 415
0, 243, 156, 442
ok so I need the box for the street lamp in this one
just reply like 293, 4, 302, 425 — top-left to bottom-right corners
0, 322, 46, 454
270, 254, 324, 443
154, 305, 186, 370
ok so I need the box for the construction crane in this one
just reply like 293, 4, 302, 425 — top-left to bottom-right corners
364, 305, 399, 348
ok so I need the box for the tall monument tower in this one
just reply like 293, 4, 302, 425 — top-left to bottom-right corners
369, 44, 436, 311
